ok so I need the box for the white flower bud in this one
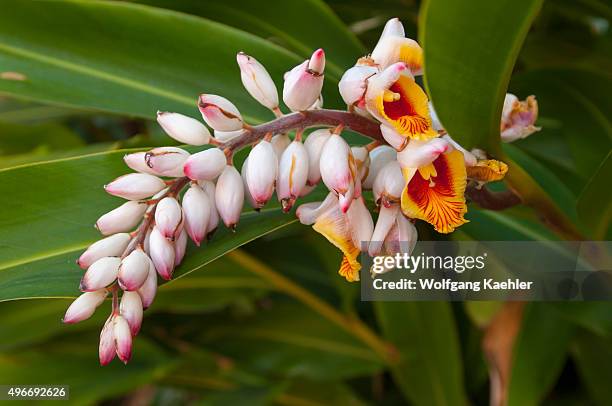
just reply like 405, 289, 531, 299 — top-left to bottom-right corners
145, 147, 189, 178
214, 129, 245, 142
138, 260, 157, 310
149, 226, 175, 280
118, 248, 150, 291
319, 133, 354, 209
120, 291, 143, 336
62, 289, 108, 324
183, 148, 226, 181
277, 140, 309, 211
271, 133, 291, 158
174, 229, 187, 266
215, 166, 244, 229
155, 197, 183, 239
241, 157, 260, 210
304, 129, 331, 185
123, 152, 157, 175
113, 315, 132, 364
95, 201, 147, 236
182, 184, 211, 246
80, 256, 121, 292
156, 111, 211, 146
78, 233, 131, 269
246, 140, 278, 205
345, 197, 374, 251
397, 138, 450, 169
282, 49, 325, 111
380, 124, 408, 151
99, 316, 116, 366
338, 65, 378, 107
369, 204, 400, 256
363, 145, 396, 189
105, 173, 166, 200
373, 161, 404, 204
237, 52, 279, 110
200, 181, 219, 236
198, 94, 243, 131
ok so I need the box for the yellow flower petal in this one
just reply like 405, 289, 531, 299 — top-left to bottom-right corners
312, 205, 362, 282
401, 149, 468, 233
467, 159, 508, 183
375, 75, 437, 141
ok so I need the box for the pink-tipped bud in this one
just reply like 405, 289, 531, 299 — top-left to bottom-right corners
397, 137, 450, 169
120, 291, 143, 336
245, 140, 278, 205
138, 260, 158, 310
124, 152, 157, 175
338, 65, 378, 107
237, 52, 279, 110
156, 111, 211, 146
77, 233, 131, 269
304, 129, 331, 185
277, 140, 309, 211
183, 148, 226, 181
96, 201, 147, 235
282, 49, 325, 111
363, 145, 396, 189
104, 173, 166, 200
174, 229, 187, 266
62, 289, 108, 324
373, 161, 404, 204
118, 248, 150, 291
271, 133, 291, 158
80, 257, 121, 292
99, 316, 116, 366
200, 181, 219, 235
113, 315, 132, 364
182, 184, 211, 246
149, 226, 175, 280
319, 133, 353, 199
154, 197, 183, 239
214, 129, 245, 142
242, 157, 261, 210
198, 94, 243, 131
215, 166, 244, 229
145, 147, 189, 178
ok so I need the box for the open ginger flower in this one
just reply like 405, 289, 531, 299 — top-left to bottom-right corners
365, 63, 437, 141
398, 139, 469, 234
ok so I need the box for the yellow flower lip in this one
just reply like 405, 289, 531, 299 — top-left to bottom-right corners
401, 149, 468, 234
467, 159, 508, 183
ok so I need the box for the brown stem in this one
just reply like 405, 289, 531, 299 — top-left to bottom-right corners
221, 109, 384, 150
466, 185, 522, 211
122, 177, 190, 259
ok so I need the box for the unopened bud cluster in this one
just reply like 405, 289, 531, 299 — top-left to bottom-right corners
65, 17, 539, 365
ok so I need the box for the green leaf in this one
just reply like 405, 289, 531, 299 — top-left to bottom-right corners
0, 149, 302, 301
374, 301, 469, 406
419, 0, 544, 153
572, 331, 612, 406
0, 0, 309, 121
507, 304, 574, 406
200, 301, 384, 380
134, 0, 365, 79
0, 334, 176, 405
577, 151, 612, 239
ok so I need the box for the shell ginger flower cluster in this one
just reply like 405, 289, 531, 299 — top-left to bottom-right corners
62, 18, 540, 365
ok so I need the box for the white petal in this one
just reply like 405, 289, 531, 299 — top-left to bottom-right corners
182, 184, 211, 245
80, 257, 121, 292
120, 291, 143, 336
78, 233, 131, 269
215, 166, 244, 228
155, 197, 183, 239
104, 173, 166, 200
246, 140, 278, 205
198, 94, 243, 131
156, 111, 211, 146
363, 145, 396, 189
63, 289, 108, 324
184, 148, 227, 180
118, 248, 150, 291
304, 129, 331, 185
237, 52, 279, 110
